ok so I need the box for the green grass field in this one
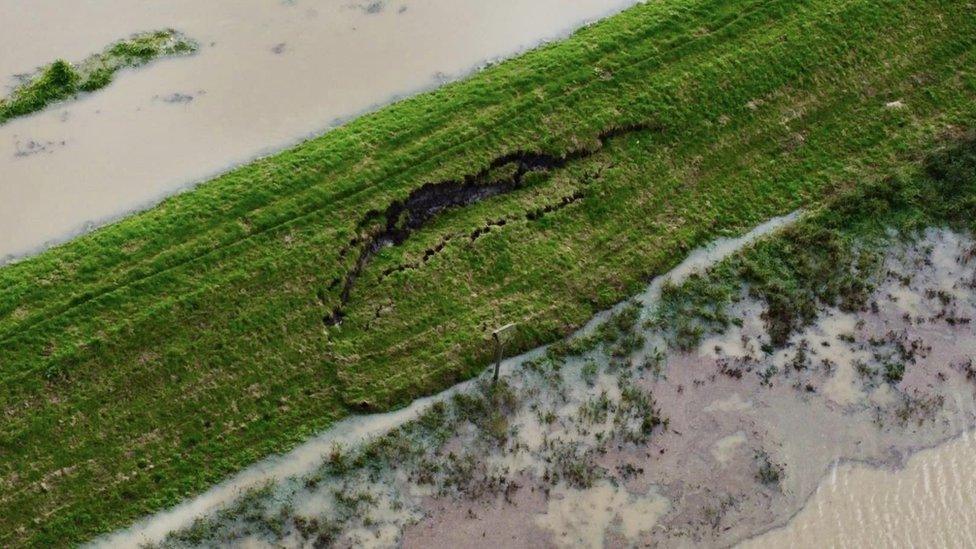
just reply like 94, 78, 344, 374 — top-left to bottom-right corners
1, 0, 974, 545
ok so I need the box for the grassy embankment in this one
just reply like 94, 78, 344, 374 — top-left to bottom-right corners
0, 0, 974, 545
0, 29, 197, 125
156, 132, 976, 548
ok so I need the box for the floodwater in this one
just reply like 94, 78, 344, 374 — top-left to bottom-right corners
0, 0, 641, 262
742, 432, 976, 548
741, 229, 976, 549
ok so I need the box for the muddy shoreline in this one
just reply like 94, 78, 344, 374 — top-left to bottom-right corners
738, 426, 976, 548
402, 227, 976, 548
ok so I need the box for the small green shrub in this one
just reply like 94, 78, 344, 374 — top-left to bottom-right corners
754, 450, 784, 487
883, 361, 906, 384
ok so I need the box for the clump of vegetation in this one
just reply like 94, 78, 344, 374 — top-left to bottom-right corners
882, 361, 906, 385
740, 225, 881, 347
0, 29, 197, 124
292, 517, 341, 547
641, 347, 667, 379
653, 276, 736, 351
924, 132, 976, 220
543, 440, 604, 489
956, 359, 976, 384
107, 29, 196, 63
78, 67, 113, 93
758, 365, 779, 387
548, 302, 643, 362
892, 392, 945, 426
157, 483, 283, 547
578, 391, 613, 425
614, 384, 665, 444
789, 340, 810, 372
701, 495, 738, 532
580, 359, 599, 386
754, 450, 784, 488
0, 60, 79, 123
441, 378, 521, 446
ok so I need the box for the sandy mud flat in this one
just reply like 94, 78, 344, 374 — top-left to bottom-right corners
91, 217, 976, 548
0, 0, 640, 262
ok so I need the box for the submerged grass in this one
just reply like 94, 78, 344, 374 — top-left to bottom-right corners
0, 29, 197, 124
0, 0, 975, 545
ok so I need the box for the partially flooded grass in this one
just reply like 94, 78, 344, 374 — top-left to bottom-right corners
1, 0, 975, 544
141, 297, 673, 547
654, 135, 976, 354
0, 29, 197, 124
138, 144, 976, 546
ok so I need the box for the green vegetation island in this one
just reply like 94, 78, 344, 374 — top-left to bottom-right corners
0, 29, 197, 125
0, 0, 974, 546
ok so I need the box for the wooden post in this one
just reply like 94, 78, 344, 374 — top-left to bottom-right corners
491, 323, 516, 387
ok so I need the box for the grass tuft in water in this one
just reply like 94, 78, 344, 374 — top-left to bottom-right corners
0, 29, 197, 124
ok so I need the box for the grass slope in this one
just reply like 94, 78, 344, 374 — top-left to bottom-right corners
0, 0, 974, 545
0, 29, 197, 125
143, 132, 976, 546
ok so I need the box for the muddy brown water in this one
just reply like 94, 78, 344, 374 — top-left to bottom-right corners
739, 229, 976, 549
741, 432, 976, 548
0, 0, 641, 262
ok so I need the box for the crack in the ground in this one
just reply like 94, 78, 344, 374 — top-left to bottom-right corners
379, 188, 590, 282
323, 123, 654, 326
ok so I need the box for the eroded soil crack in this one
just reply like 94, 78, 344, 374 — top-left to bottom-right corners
378, 189, 588, 282
323, 123, 653, 326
